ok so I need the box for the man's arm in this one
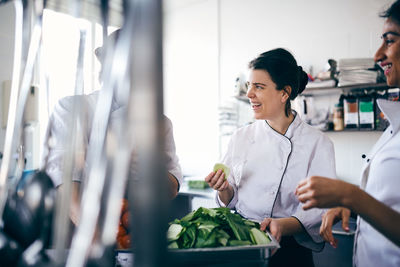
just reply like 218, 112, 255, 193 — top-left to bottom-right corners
168, 172, 179, 199
57, 181, 81, 226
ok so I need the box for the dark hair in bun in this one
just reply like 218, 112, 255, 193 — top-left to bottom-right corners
248, 48, 308, 117
297, 66, 309, 95
380, 0, 400, 25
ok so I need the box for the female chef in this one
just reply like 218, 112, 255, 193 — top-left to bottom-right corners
205, 48, 336, 267
295, 1, 400, 266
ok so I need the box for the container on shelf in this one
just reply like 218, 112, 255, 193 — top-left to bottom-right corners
333, 102, 344, 131
388, 88, 400, 101
344, 95, 358, 129
358, 95, 375, 130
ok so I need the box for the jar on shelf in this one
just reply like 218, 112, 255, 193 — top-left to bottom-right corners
333, 102, 344, 131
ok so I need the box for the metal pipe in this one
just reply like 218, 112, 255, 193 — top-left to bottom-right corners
66, 6, 132, 267
51, 28, 87, 263
0, 0, 42, 222
127, 0, 168, 266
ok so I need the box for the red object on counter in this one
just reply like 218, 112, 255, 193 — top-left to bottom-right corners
116, 198, 132, 249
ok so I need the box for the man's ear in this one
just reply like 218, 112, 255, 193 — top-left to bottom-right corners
282, 86, 292, 102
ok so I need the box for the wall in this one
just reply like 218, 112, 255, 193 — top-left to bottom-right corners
164, 0, 220, 176
326, 131, 381, 184
218, 0, 392, 99
163, 0, 393, 183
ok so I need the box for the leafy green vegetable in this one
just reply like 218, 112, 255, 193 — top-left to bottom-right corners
250, 228, 271, 245
213, 163, 230, 179
167, 224, 183, 242
180, 210, 195, 222
180, 224, 197, 248
167, 207, 270, 249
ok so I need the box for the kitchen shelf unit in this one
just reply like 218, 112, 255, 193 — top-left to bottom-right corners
234, 83, 392, 99
234, 83, 394, 133
301, 82, 392, 96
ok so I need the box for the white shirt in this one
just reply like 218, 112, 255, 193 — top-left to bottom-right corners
44, 91, 182, 188
217, 112, 336, 250
353, 99, 400, 267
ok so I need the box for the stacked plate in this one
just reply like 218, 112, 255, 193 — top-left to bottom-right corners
338, 58, 378, 86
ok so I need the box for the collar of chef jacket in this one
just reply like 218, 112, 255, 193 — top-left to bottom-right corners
354, 99, 400, 267
360, 99, 400, 188
263, 110, 300, 140
379, 99, 400, 133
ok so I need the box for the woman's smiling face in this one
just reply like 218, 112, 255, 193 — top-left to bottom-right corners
375, 18, 400, 87
246, 69, 287, 120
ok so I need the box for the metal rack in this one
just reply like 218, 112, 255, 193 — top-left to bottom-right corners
301, 82, 391, 97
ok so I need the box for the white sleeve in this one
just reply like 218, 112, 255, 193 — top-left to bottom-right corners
164, 116, 183, 189
44, 96, 88, 187
292, 134, 336, 251
215, 135, 239, 209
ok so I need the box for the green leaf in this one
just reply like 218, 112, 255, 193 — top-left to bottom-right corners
197, 220, 219, 239
167, 224, 183, 242
195, 229, 218, 248
229, 240, 252, 246
181, 225, 197, 248
180, 210, 196, 222
244, 220, 258, 227
249, 228, 271, 245
216, 229, 230, 247
168, 241, 179, 249
224, 212, 250, 241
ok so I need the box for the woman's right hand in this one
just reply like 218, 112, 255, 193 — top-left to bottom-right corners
204, 169, 230, 192
320, 207, 351, 248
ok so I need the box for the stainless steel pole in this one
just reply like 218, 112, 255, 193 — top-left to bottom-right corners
0, 0, 42, 222
127, 0, 168, 266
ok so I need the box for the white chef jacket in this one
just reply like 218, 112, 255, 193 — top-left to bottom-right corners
353, 99, 400, 267
44, 91, 182, 188
217, 112, 336, 250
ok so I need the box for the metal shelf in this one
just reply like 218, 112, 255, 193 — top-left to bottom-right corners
302, 82, 391, 96
235, 83, 392, 98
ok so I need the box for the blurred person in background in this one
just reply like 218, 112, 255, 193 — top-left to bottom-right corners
43, 29, 182, 228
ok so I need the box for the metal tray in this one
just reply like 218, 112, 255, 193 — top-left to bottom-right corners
115, 232, 279, 266
166, 231, 280, 266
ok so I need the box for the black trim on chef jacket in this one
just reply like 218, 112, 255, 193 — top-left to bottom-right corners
264, 119, 315, 267
264, 119, 293, 218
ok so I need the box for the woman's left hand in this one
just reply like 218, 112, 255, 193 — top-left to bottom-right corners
260, 218, 282, 243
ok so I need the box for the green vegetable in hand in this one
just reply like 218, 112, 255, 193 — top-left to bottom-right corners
213, 163, 230, 180
167, 207, 270, 249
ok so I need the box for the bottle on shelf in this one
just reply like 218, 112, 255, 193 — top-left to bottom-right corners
333, 96, 344, 131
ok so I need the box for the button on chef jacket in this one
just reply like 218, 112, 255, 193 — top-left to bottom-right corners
217, 112, 336, 250
353, 99, 400, 267
44, 91, 182, 188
